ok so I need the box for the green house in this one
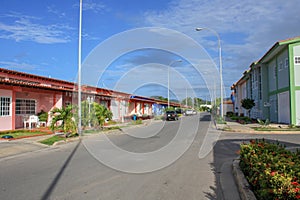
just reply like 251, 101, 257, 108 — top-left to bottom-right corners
232, 36, 300, 125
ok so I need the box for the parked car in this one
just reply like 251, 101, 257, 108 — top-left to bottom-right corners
165, 110, 178, 121
185, 109, 194, 116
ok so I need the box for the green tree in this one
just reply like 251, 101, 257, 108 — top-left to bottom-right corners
241, 98, 255, 117
50, 105, 77, 134
76, 101, 113, 129
93, 103, 112, 128
181, 97, 193, 107
37, 110, 48, 122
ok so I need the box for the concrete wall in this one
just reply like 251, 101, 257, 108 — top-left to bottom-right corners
15, 90, 62, 128
277, 49, 289, 89
268, 60, 277, 92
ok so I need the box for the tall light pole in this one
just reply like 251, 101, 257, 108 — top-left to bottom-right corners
195, 27, 224, 118
78, 0, 82, 136
168, 60, 182, 108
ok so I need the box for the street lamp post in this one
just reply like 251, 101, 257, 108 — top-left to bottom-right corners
195, 27, 224, 118
78, 0, 83, 136
168, 60, 182, 108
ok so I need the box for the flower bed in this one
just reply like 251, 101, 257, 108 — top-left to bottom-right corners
239, 139, 300, 199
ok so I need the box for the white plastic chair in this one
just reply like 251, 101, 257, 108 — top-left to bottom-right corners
23, 115, 39, 129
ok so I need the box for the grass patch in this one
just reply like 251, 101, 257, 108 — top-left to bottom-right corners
83, 126, 122, 134
103, 126, 122, 131
131, 119, 143, 125
83, 129, 102, 134
253, 127, 300, 131
0, 130, 51, 139
215, 116, 226, 124
39, 135, 66, 145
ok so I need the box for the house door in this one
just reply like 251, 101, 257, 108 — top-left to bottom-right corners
278, 91, 290, 124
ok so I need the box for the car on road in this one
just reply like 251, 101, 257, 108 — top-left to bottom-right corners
184, 109, 194, 116
165, 110, 178, 121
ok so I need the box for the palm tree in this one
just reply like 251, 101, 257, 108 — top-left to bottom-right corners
73, 101, 113, 129
50, 105, 77, 134
93, 103, 112, 128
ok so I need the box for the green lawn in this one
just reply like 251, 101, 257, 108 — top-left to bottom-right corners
39, 135, 66, 145
0, 130, 52, 139
253, 127, 300, 131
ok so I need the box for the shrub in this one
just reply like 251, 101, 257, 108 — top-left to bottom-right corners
131, 119, 142, 125
230, 116, 239, 121
226, 111, 234, 117
106, 120, 117, 125
239, 139, 300, 199
215, 115, 226, 124
257, 118, 270, 127
37, 110, 48, 122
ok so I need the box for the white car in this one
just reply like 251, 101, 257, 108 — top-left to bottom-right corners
185, 109, 194, 116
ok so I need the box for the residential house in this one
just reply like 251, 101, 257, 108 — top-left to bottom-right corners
232, 36, 300, 125
0, 68, 181, 131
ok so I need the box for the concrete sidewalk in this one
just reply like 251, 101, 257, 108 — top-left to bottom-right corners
217, 120, 300, 134
0, 134, 52, 160
0, 119, 154, 160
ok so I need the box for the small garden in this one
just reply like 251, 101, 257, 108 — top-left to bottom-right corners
239, 139, 300, 199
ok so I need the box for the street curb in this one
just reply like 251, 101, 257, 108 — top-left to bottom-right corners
232, 159, 257, 200
52, 137, 80, 146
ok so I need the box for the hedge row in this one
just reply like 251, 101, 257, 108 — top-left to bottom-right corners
239, 139, 300, 199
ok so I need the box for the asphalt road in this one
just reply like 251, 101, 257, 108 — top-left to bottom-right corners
1, 113, 300, 200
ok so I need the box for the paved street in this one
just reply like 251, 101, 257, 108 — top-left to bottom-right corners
0, 113, 300, 200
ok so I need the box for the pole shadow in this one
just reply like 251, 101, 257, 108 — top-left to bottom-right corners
40, 140, 82, 200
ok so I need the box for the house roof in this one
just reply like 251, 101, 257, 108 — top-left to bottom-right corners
232, 36, 300, 89
0, 67, 75, 91
0, 67, 185, 106
258, 36, 300, 63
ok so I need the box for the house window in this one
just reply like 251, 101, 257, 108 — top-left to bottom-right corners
0, 97, 11, 116
285, 58, 289, 68
16, 99, 36, 115
295, 56, 300, 65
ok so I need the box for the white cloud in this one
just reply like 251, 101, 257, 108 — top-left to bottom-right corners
0, 61, 38, 71
73, 0, 108, 13
47, 5, 66, 18
0, 14, 72, 44
142, 0, 300, 90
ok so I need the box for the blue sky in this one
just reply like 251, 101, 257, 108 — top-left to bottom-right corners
1, 0, 300, 101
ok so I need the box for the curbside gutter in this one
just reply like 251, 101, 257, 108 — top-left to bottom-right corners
232, 159, 257, 200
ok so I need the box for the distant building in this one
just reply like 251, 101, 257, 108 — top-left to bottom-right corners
231, 36, 300, 125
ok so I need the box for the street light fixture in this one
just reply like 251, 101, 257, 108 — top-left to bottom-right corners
168, 60, 182, 108
87, 96, 94, 128
195, 27, 224, 118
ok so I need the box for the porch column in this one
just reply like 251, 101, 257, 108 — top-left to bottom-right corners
11, 90, 16, 130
